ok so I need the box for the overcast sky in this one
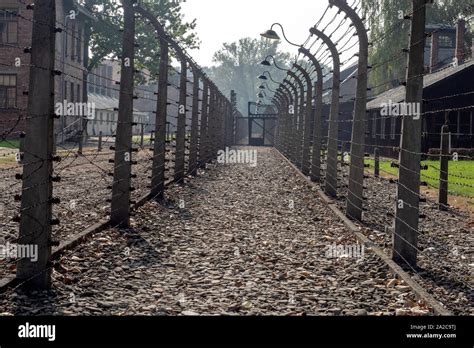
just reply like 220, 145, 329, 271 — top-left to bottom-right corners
181, 0, 359, 68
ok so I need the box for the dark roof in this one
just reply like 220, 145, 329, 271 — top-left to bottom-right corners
323, 63, 359, 103
425, 24, 455, 31
367, 59, 474, 110
323, 62, 358, 89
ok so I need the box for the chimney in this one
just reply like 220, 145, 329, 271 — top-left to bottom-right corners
455, 19, 465, 64
430, 31, 439, 73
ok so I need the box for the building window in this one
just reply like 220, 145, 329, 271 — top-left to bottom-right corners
372, 112, 377, 139
87, 74, 92, 94
77, 84, 81, 103
92, 73, 97, 94
380, 115, 386, 140
390, 116, 396, 140
0, 74, 16, 108
70, 82, 74, 103
439, 35, 454, 49
106, 66, 112, 97
0, 8, 18, 44
64, 81, 68, 101
71, 21, 76, 61
76, 27, 82, 63
425, 37, 431, 48
100, 65, 106, 96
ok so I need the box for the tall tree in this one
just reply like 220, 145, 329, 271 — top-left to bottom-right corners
207, 37, 292, 113
80, 0, 199, 82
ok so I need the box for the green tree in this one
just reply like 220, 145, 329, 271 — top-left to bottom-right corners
80, 0, 199, 82
206, 37, 292, 114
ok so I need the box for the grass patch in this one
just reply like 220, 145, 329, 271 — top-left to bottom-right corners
0, 139, 20, 149
365, 158, 474, 198
0, 153, 16, 165
132, 135, 152, 143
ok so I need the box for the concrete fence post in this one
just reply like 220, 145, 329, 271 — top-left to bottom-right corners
438, 124, 449, 210
17, 0, 56, 289
110, 0, 135, 227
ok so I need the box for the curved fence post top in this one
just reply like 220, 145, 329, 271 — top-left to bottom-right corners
287, 70, 304, 90
329, 0, 369, 47
293, 63, 312, 85
298, 47, 324, 82
308, 27, 340, 66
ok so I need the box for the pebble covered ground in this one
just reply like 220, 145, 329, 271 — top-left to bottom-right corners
0, 143, 172, 278
0, 148, 434, 316
333, 162, 473, 315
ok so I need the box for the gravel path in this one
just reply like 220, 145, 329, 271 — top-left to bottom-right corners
0, 148, 434, 316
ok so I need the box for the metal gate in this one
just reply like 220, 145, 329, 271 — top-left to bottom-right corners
235, 102, 278, 146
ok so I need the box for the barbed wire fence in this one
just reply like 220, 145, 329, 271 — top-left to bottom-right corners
0, 0, 236, 290
271, 0, 473, 313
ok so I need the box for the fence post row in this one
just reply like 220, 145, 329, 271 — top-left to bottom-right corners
219, 93, 224, 151
217, 93, 224, 151
299, 47, 324, 183
207, 85, 216, 163
309, 27, 341, 199
230, 90, 237, 146
276, 88, 289, 156
293, 63, 313, 176
273, 92, 282, 151
174, 55, 188, 183
287, 71, 305, 169
283, 79, 299, 164
199, 79, 209, 168
217, 90, 223, 155
274, 96, 282, 150
135, 4, 234, 186
224, 96, 229, 147
273, 95, 280, 148
13, 0, 234, 291
273, 91, 284, 152
134, 6, 173, 198
188, 66, 200, 176
226, 95, 233, 148
267, 1, 437, 270
231, 92, 237, 146
283, 89, 292, 157
280, 92, 290, 154
279, 85, 293, 158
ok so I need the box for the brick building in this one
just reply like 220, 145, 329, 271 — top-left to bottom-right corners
0, 0, 93, 142
87, 59, 149, 137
